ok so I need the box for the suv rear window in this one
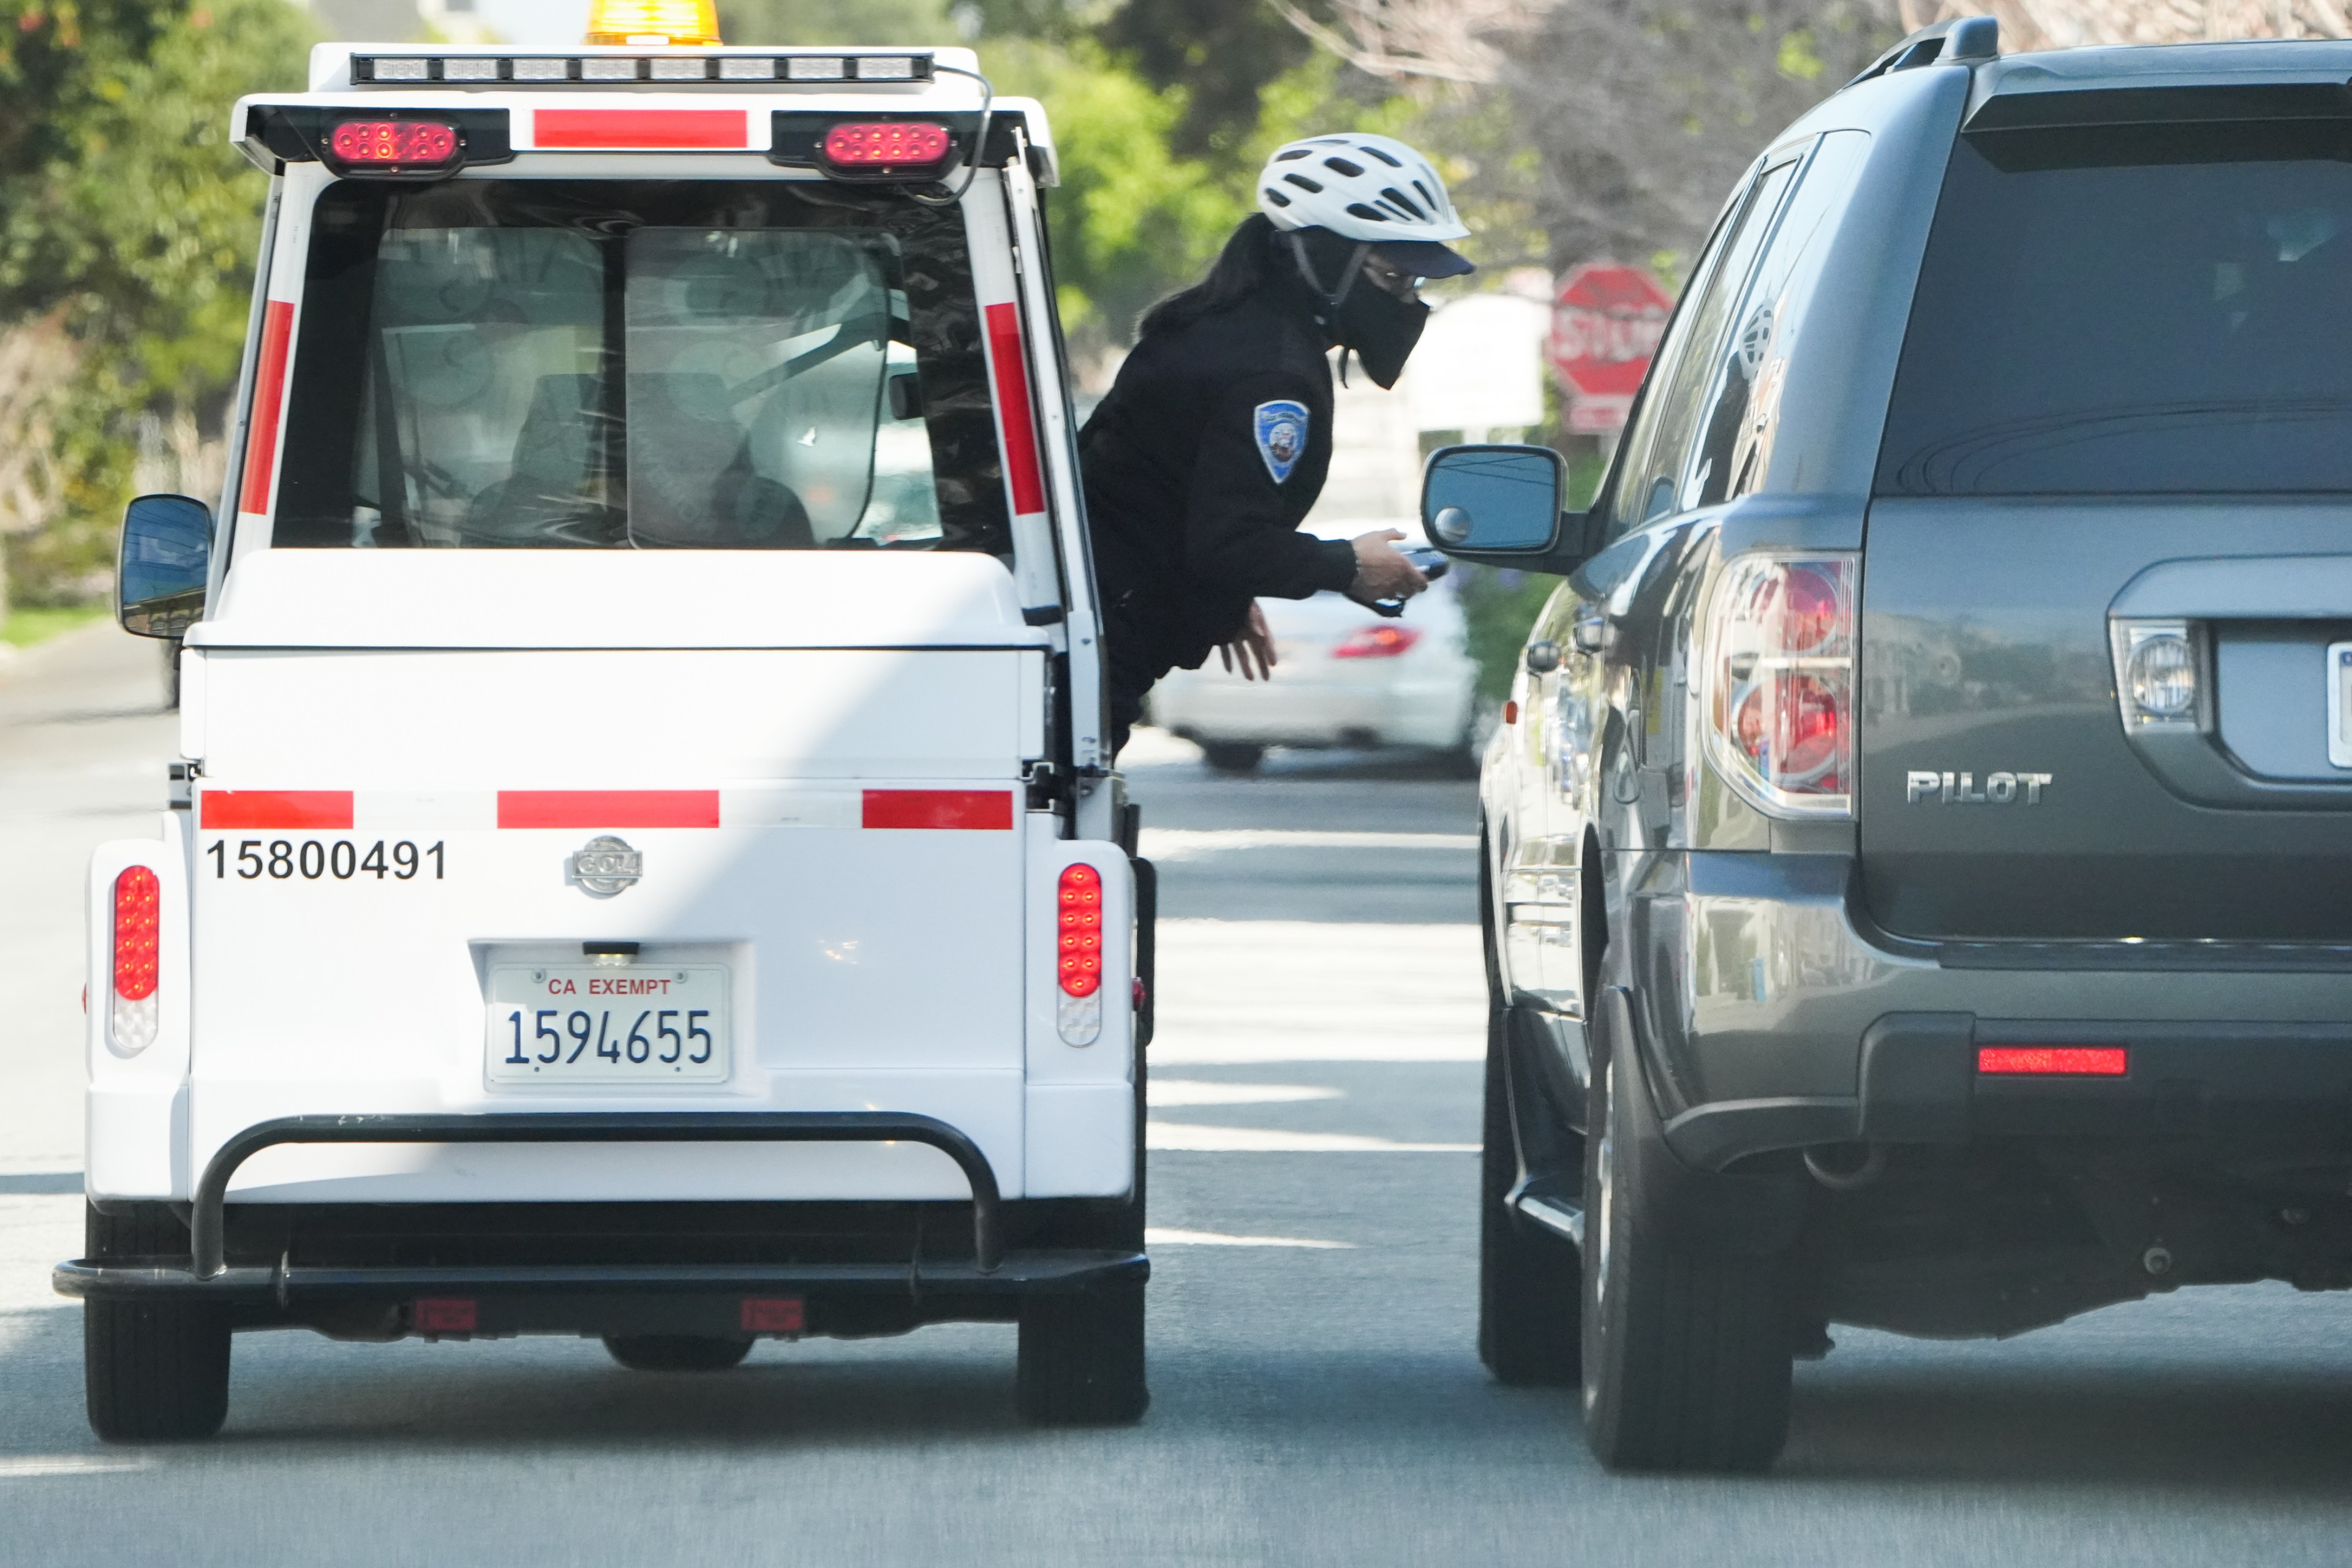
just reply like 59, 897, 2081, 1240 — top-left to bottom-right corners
1877, 121, 2352, 496
274, 180, 1010, 554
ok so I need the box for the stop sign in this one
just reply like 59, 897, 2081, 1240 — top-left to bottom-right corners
1548, 263, 1675, 434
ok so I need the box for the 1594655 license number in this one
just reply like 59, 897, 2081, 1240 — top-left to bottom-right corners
206, 838, 444, 881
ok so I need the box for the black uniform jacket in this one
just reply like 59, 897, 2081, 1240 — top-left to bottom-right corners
1079, 282, 1360, 683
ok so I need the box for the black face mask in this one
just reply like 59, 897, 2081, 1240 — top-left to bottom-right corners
1283, 230, 1429, 389
1334, 282, 1428, 390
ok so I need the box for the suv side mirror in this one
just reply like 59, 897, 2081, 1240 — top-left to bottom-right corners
1421, 444, 1589, 573
118, 494, 213, 639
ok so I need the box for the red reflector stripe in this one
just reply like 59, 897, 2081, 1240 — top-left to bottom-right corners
497, 791, 722, 829
983, 302, 1046, 515
862, 789, 1014, 831
533, 108, 746, 148
236, 300, 296, 516
200, 790, 354, 831
1977, 1046, 2128, 1077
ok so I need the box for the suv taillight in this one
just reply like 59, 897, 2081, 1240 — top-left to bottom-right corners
111, 865, 160, 1052
1698, 552, 1856, 820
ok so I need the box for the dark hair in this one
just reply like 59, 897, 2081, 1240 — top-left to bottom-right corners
1137, 213, 1285, 339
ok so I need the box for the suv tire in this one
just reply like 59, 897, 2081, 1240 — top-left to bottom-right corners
1477, 995, 1580, 1385
1580, 1046, 1792, 1472
1199, 742, 1264, 775
1016, 1285, 1147, 1425
603, 1335, 753, 1371
84, 1204, 231, 1442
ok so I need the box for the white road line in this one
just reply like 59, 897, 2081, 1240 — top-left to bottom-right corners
1147, 1121, 1475, 1153
1145, 1227, 1354, 1250
1138, 828, 1477, 858
1148, 1080, 1341, 1107
0, 1455, 151, 1479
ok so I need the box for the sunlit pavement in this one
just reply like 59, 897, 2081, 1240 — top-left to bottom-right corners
4, 629, 2351, 1564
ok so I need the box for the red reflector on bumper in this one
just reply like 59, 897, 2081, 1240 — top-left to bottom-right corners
1977, 1046, 2128, 1077
200, 790, 354, 831
741, 1297, 805, 1333
861, 789, 1014, 830
496, 790, 720, 829
414, 1297, 478, 1332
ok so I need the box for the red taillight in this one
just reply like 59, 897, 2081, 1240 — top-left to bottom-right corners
821, 121, 953, 171
1333, 624, 1422, 660
1978, 1046, 2128, 1077
112, 867, 160, 1002
741, 1297, 805, 1333
329, 120, 459, 168
1701, 552, 1856, 818
1057, 863, 1104, 997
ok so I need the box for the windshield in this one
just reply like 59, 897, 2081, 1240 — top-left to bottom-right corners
273, 180, 1009, 554
1877, 121, 2352, 496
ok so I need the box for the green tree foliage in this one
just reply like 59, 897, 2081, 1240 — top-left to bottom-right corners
713, 0, 959, 47
0, 0, 311, 603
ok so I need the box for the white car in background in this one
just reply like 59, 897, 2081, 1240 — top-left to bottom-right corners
1148, 549, 1479, 774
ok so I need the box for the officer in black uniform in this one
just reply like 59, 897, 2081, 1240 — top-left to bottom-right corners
1079, 132, 1477, 755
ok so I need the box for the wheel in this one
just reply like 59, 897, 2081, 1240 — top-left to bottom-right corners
1017, 1286, 1147, 1425
1477, 965, 1580, 1384
1199, 742, 1263, 775
83, 1204, 231, 1442
1580, 1041, 1793, 1472
603, 1335, 753, 1371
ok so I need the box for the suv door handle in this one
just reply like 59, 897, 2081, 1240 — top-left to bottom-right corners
1572, 611, 1608, 654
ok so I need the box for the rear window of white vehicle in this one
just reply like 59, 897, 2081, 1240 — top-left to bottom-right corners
274, 180, 1011, 554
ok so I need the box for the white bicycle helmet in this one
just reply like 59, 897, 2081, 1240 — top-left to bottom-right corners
1257, 132, 1474, 278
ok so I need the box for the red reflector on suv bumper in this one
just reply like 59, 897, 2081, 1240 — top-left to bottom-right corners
1977, 1046, 2128, 1077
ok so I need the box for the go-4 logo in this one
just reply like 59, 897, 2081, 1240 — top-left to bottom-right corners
1905, 770, 2052, 805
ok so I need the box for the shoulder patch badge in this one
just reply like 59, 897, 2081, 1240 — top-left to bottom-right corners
1253, 400, 1310, 485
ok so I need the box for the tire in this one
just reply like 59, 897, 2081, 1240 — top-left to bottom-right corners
83, 1204, 231, 1442
1017, 1286, 1147, 1425
1199, 742, 1264, 775
1477, 991, 1580, 1385
603, 1335, 753, 1372
1580, 1044, 1793, 1472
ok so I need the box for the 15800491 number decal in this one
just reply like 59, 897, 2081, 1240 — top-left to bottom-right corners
205, 839, 445, 881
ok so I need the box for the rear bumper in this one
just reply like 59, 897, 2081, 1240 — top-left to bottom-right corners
1640, 851, 2352, 1170
1152, 674, 1471, 750
52, 1250, 1147, 1338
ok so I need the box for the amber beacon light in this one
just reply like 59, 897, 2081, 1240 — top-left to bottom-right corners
585, 0, 721, 45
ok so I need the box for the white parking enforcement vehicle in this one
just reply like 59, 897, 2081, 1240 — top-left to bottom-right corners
64, 4, 1153, 1441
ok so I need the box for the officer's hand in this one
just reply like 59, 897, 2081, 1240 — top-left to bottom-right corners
1349, 529, 1428, 603
1218, 601, 1277, 682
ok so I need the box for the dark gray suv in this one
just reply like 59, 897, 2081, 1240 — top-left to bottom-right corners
1425, 18, 2352, 1472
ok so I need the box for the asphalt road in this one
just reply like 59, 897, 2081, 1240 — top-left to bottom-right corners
4, 625, 2352, 1565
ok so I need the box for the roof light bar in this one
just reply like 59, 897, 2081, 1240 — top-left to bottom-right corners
352, 53, 935, 87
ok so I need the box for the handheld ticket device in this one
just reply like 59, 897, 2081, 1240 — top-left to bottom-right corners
64, 0, 1148, 1441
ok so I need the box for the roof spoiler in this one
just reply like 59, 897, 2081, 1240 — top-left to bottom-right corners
1964, 77, 2352, 134
1847, 14, 1997, 88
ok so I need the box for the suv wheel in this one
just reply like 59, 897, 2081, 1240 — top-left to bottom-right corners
603, 1335, 753, 1371
84, 1205, 231, 1442
1477, 993, 1580, 1385
1199, 742, 1264, 775
1580, 1046, 1792, 1472
1016, 1286, 1147, 1425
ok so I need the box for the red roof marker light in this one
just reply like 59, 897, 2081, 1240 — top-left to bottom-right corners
822, 121, 953, 173
330, 120, 459, 168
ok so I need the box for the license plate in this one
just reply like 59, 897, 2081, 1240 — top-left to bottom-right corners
486, 965, 729, 1085
2331, 642, 2352, 769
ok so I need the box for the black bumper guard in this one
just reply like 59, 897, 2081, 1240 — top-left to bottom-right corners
55, 1112, 1160, 1308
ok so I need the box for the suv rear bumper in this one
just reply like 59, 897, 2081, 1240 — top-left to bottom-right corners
1640, 851, 2352, 1170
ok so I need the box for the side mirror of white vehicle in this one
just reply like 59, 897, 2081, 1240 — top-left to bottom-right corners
1420, 444, 1590, 576
117, 494, 213, 639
